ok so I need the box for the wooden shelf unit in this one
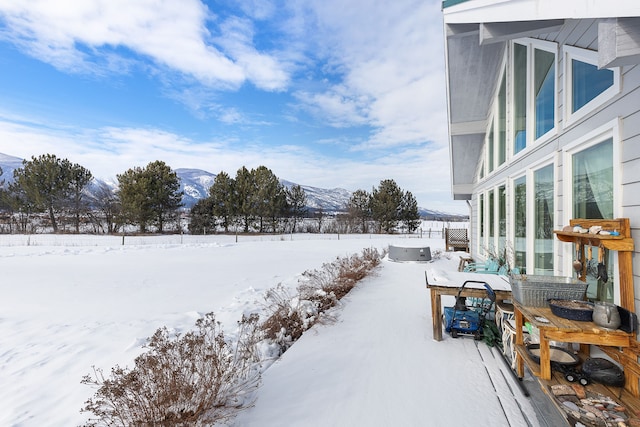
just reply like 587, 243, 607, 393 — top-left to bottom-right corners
515, 218, 640, 399
553, 218, 634, 310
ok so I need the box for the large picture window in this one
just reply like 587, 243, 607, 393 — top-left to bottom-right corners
571, 138, 614, 302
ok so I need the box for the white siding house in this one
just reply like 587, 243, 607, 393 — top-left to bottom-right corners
442, 1, 640, 312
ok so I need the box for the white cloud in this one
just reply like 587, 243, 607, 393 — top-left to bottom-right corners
214, 16, 290, 90
295, 0, 447, 148
293, 86, 371, 128
0, 0, 290, 89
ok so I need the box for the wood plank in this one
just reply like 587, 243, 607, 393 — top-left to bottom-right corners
516, 344, 541, 377
599, 346, 640, 396
619, 251, 635, 310
516, 347, 640, 421
545, 330, 630, 347
476, 344, 532, 427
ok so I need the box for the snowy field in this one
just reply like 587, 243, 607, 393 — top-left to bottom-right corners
0, 225, 541, 427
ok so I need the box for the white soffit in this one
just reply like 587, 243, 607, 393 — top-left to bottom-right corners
443, 0, 640, 24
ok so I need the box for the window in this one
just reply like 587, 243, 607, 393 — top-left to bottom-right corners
511, 39, 557, 153
513, 43, 527, 154
489, 189, 495, 248
572, 61, 614, 113
498, 184, 506, 252
573, 139, 613, 219
485, 60, 506, 177
534, 48, 555, 139
488, 122, 494, 173
564, 46, 619, 125
498, 75, 506, 166
534, 164, 554, 275
479, 193, 485, 240
571, 137, 614, 302
513, 176, 526, 273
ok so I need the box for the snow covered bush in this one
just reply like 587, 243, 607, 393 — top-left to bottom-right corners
262, 247, 384, 354
300, 247, 384, 303
430, 249, 450, 260
81, 313, 262, 426
261, 284, 308, 353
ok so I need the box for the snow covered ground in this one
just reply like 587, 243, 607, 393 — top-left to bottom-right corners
0, 230, 542, 426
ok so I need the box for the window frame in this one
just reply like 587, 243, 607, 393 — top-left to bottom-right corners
510, 38, 559, 160
505, 156, 557, 275
562, 118, 621, 302
531, 161, 556, 275
510, 174, 527, 274
483, 53, 508, 179
563, 45, 620, 127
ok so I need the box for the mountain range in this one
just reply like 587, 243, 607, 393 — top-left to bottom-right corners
0, 153, 466, 220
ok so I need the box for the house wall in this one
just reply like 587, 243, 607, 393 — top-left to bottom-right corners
468, 19, 640, 312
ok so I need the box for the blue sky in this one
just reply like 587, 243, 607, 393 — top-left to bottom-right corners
0, 0, 461, 213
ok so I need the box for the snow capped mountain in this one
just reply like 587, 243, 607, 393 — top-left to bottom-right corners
280, 180, 351, 212
175, 172, 352, 212
174, 168, 217, 208
0, 153, 24, 181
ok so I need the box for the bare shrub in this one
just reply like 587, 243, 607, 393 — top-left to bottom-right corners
81, 313, 261, 426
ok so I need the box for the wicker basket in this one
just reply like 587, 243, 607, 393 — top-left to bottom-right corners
510, 275, 588, 307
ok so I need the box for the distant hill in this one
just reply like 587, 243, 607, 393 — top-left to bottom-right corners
0, 153, 468, 220
0, 153, 24, 181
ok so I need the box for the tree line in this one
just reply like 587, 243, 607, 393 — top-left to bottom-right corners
0, 154, 420, 234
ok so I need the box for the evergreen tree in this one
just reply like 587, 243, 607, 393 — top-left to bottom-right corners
117, 166, 150, 232
234, 166, 255, 232
69, 163, 93, 232
188, 198, 216, 234
117, 160, 183, 233
400, 190, 421, 233
209, 171, 235, 232
12, 154, 91, 232
252, 166, 286, 233
146, 161, 182, 232
347, 189, 371, 233
5, 180, 33, 233
370, 179, 403, 233
286, 184, 307, 233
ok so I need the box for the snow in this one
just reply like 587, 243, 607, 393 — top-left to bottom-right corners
0, 232, 541, 426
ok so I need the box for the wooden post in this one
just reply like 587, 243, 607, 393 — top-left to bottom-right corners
430, 288, 442, 341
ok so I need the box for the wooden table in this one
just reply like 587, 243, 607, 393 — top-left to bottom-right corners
514, 301, 633, 381
425, 270, 512, 341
